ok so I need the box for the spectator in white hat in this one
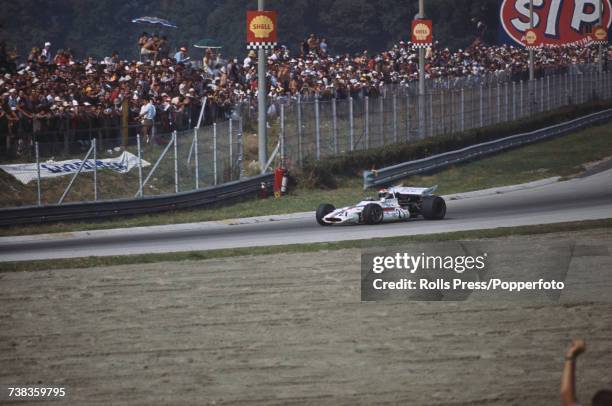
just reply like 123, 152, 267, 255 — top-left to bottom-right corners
41, 42, 52, 64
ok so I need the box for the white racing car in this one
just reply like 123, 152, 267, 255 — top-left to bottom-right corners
316, 186, 446, 226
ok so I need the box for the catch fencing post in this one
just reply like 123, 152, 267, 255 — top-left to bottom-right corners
558, 74, 562, 107
441, 90, 445, 134
379, 94, 384, 145
512, 81, 516, 120
173, 131, 179, 193
315, 94, 321, 159
467, 86, 476, 129
280, 103, 285, 164
460, 88, 465, 132
504, 82, 509, 121
365, 96, 370, 147
565, 72, 573, 105
349, 96, 354, 151
429, 92, 433, 136
450, 90, 454, 133
565, 73, 569, 105
392, 92, 398, 143
540, 77, 544, 112
238, 116, 244, 179
479, 85, 483, 127
547, 76, 551, 110
35, 141, 41, 206
93, 138, 98, 201
520, 80, 524, 117
496, 83, 501, 123
228, 119, 233, 172
137, 134, 143, 197
488, 84, 492, 124
405, 93, 410, 141
332, 97, 338, 154
194, 129, 199, 189
297, 93, 302, 165
213, 123, 218, 185
552, 74, 557, 108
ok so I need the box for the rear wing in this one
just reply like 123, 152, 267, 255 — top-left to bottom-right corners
389, 185, 438, 196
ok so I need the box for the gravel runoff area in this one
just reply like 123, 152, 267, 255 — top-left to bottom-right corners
1, 229, 611, 405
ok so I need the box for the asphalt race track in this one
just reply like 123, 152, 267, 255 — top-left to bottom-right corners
1, 169, 612, 262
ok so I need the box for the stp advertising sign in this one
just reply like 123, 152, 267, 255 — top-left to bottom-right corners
500, 0, 612, 47
246, 11, 277, 46
411, 19, 433, 47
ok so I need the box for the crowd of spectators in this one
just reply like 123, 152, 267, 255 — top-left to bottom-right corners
1, 32, 611, 156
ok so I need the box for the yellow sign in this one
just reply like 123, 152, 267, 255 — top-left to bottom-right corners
594, 27, 608, 41
525, 30, 538, 45
249, 15, 274, 39
413, 23, 431, 41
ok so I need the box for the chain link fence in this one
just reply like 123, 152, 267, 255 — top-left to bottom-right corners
267, 64, 610, 169
0, 118, 244, 208
1, 64, 610, 208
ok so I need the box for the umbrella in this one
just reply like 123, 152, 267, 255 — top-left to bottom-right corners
194, 38, 222, 49
131, 16, 178, 28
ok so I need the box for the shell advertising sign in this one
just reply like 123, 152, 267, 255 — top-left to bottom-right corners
593, 24, 609, 42
411, 19, 433, 48
500, 0, 612, 47
247, 11, 278, 49
524, 28, 540, 48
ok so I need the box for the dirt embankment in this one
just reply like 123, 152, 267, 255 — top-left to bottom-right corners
1, 230, 611, 405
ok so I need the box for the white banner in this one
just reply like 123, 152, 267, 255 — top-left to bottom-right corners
0, 151, 150, 184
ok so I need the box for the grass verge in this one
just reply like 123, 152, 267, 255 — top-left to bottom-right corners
2, 218, 611, 273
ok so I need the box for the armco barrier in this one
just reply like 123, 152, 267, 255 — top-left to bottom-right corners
363, 108, 612, 189
0, 173, 273, 226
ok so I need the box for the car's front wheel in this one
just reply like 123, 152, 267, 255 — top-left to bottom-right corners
421, 196, 446, 220
316, 203, 335, 226
363, 203, 384, 225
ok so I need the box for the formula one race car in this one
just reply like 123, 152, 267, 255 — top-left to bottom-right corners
316, 186, 446, 226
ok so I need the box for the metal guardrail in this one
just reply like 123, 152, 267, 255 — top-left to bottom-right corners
363, 108, 612, 189
0, 174, 273, 226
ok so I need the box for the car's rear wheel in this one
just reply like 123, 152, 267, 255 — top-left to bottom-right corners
316, 203, 335, 226
363, 203, 384, 225
421, 196, 446, 220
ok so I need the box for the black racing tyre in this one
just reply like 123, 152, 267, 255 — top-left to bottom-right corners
421, 196, 446, 220
363, 203, 384, 225
316, 203, 335, 226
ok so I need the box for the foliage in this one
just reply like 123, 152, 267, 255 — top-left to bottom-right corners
1, 0, 500, 61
